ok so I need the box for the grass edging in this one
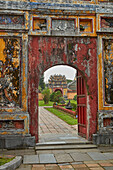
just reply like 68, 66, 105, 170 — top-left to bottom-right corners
45, 107, 77, 125
53, 105, 76, 117
38, 100, 54, 106
0, 157, 14, 166
0, 156, 22, 170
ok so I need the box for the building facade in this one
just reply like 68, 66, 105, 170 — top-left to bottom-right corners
48, 74, 67, 97
0, 0, 113, 148
67, 77, 77, 100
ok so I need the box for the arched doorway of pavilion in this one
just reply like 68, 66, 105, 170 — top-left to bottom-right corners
38, 65, 87, 143
54, 89, 63, 95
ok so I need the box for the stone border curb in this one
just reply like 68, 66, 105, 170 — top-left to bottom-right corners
0, 156, 22, 170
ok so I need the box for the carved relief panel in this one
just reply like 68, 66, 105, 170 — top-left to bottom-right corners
103, 39, 113, 104
51, 19, 76, 35
0, 38, 21, 108
0, 120, 24, 130
99, 0, 113, 2
97, 15, 113, 32
33, 18, 47, 31
101, 17, 113, 29
79, 19, 93, 33
0, 15, 24, 29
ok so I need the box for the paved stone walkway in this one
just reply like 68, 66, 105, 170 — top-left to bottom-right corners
39, 106, 77, 135
39, 106, 88, 143
1, 106, 113, 170
17, 160, 113, 170
16, 107, 113, 169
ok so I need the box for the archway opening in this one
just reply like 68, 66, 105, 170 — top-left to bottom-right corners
38, 65, 87, 143
54, 89, 63, 95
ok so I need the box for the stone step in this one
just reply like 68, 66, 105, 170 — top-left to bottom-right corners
36, 141, 92, 147
35, 144, 97, 150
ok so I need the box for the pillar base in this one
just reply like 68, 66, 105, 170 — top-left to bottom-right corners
93, 133, 113, 145
0, 135, 35, 149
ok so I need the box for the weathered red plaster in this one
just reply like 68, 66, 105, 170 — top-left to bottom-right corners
28, 37, 98, 141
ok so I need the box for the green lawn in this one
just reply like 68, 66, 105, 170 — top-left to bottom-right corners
62, 106, 75, 112
69, 100, 77, 104
38, 100, 54, 106
0, 157, 14, 166
45, 107, 77, 125
38, 99, 77, 107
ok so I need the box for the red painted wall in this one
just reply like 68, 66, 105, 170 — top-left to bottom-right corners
28, 37, 98, 141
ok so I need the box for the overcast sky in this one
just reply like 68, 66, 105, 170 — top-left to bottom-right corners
44, 65, 77, 83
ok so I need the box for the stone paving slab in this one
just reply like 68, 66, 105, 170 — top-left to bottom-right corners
39, 154, 57, 164
0, 148, 35, 156
104, 167, 113, 170
87, 152, 109, 161
52, 150, 66, 154
23, 155, 39, 164
32, 165, 45, 170
103, 153, 113, 160
70, 152, 93, 161
58, 164, 75, 170
64, 149, 100, 153
16, 154, 113, 170
16, 164, 32, 170
59, 136, 79, 140
36, 150, 53, 154
45, 164, 60, 170
54, 153, 73, 163
36, 141, 66, 146
71, 162, 83, 165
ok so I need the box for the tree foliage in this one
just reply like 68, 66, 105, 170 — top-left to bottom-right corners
50, 92, 55, 102
67, 79, 72, 84
50, 91, 62, 103
39, 75, 45, 91
73, 95, 77, 101
42, 88, 50, 104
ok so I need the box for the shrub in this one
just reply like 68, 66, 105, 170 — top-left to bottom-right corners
71, 103, 77, 111
50, 91, 62, 103
73, 95, 77, 101
59, 97, 65, 104
42, 88, 50, 104
50, 92, 55, 102
54, 91, 62, 103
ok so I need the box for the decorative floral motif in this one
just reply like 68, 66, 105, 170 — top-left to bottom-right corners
101, 17, 113, 28
0, 38, 20, 107
104, 39, 113, 104
52, 19, 75, 31
0, 15, 24, 26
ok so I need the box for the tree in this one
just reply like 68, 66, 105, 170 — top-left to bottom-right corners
42, 88, 50, 104
39, 75, 45, 90
67, 79, 72, 84
53, 91, 62, 103
50, 92, 55, 102
38, 86, 42, 93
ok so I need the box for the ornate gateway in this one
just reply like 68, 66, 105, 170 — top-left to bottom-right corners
0, 0, 113, 148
